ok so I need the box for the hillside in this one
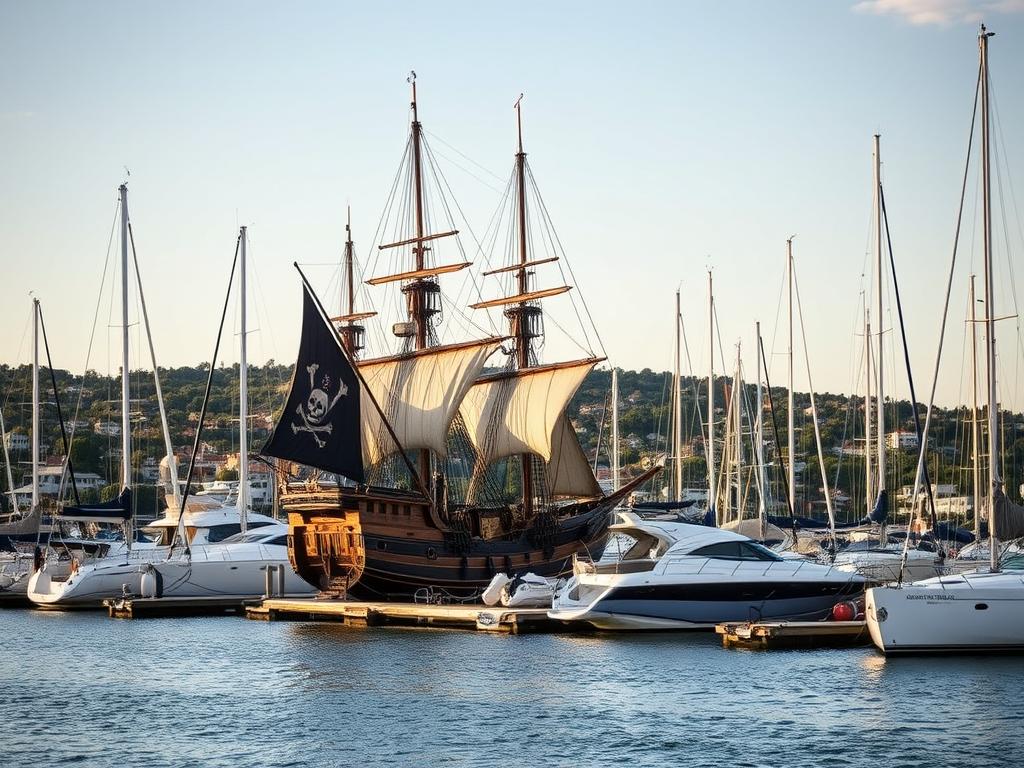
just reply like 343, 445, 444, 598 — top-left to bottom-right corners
2, 362, 1021, 522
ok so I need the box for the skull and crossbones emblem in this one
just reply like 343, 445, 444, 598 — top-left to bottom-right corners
291, 363, 348, 447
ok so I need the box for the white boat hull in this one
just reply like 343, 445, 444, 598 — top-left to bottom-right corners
866, 571, 1024, 653
28, 550, 315, 609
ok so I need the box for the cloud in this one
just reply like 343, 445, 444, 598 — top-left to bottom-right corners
853, 0, 1024, 26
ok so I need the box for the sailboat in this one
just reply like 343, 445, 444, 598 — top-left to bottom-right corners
263, 83, 658, 600
830, 136, 944, 584
29, 196, 310, 607
866, 25, 1024, 652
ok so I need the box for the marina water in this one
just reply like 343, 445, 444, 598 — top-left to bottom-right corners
2, 609, 1022, 767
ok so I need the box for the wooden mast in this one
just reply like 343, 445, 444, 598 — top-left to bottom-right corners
334, 207, 374, 358
514, 93, 534, 516
408, 73, 434, 487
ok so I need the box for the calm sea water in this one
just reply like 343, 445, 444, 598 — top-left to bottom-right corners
2, 608, 1023, 768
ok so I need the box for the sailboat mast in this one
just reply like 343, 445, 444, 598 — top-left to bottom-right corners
32, 298, 40, 510
755, 321, 767, 540
786, 238, 796, 515
707, 271, 716, 521
970, 274, 981, 537
979, 25, 998, 572
674, 289, 682, 501
514, 95, 534, 515
0, 406, 16, 514
119, 184, 132, 491
873, 135, 886, 506
611, 367, 620, 492
864, 305, 873, 516
239, 226, 249, 533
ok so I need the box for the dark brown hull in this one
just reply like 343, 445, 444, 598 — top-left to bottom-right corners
282, 468, 659, 601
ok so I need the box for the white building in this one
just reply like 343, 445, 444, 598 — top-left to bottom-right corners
94, 421, 121, 437
886, 430, 919, 450
13, 465, 106, 507
4, 432, 29, 452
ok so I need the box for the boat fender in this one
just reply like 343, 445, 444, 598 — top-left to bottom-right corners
831, 601, 856, 621
140, 565, 164, 599
482, 573, 511, 606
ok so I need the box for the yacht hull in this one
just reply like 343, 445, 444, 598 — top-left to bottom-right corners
550, 577, 862, 630
866, 573, 1024, 653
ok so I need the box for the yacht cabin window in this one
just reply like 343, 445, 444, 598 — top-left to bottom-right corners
689, 541, 783, 562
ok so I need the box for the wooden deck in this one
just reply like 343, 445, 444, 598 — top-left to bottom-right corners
105, 596, 258, 619
248, 597, 568, 634
716, 620, 869, 649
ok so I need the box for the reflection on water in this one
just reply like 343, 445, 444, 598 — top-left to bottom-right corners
1, 609, 1022, 767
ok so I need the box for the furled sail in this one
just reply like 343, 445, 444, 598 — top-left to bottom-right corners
546, 414, 601, 498
60, 489, 132, 522
990, 487, 1024, 541
459, 358, 598, 465
358, 338, 503, 466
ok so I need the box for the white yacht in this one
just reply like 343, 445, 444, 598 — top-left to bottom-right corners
548, 512, 864, 630
833, 541, 945, 584
27, 509, 315, 608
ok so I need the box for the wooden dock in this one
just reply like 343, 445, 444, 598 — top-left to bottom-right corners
716, 620, 869, 650
105, 596, 258, 619
247, 597, 567, 634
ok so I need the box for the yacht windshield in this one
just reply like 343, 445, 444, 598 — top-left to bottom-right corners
690, 540, 783, 562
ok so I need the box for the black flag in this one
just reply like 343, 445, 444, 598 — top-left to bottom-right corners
261, 285, 365, 482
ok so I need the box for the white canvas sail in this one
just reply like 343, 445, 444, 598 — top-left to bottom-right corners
358, 338, 502, 466
459, 358, 597, 466
546, 414, 602, 498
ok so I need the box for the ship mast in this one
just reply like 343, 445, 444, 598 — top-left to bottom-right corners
333, 207, 374, 358
513, 94, 535, 515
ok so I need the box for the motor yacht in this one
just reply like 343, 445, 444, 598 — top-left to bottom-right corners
548, 512, 864, 630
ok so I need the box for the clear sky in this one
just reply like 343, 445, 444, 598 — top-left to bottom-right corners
2, 0, 1024, 409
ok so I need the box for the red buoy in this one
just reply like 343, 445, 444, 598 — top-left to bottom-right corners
832, 601, 856, 621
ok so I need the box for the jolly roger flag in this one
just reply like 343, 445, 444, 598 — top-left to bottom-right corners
261, 285, 365, 483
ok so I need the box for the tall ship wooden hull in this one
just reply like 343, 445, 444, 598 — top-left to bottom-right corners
282, 474, 653, 600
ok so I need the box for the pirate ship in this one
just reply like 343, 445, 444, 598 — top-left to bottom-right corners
263, 78, 657, 599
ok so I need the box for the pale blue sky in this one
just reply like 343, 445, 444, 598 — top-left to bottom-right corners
2, 1, 1024, 408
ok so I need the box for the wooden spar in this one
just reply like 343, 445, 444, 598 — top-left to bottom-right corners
356, 336, 508, 368
332, 311, 377, 323
378, 229, 459, 251
472, 357, 605, 386
367, 261, 471, 286
482, 256, 558, 277
471, 285, 572, 310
